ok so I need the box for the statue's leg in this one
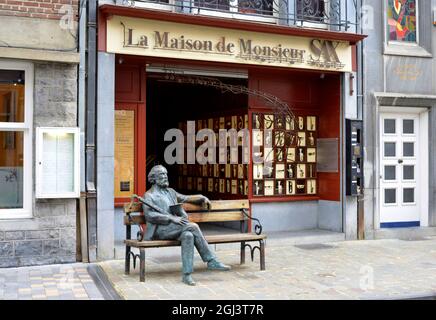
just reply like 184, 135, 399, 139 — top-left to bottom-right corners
184, 223, 215, 263
179, 231, 195, 275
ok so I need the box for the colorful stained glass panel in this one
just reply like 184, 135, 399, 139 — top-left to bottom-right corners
387, 0, 417, 42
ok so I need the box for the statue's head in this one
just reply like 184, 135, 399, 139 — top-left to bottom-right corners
148, 165, 169, 188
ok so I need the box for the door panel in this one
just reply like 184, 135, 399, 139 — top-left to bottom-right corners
380, 113, 420, 227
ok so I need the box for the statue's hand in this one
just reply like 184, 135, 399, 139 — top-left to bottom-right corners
202, 196, 212, 211
171, 216, 189, 226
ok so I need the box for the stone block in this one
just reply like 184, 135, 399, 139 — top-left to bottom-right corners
38, 217, 57, 229
0, 242, 13, 257
0, 231, 4, 241
54, 215, 76, 228
25, 229, 59, 240
34, 202, 66, 217
66, 199, 77, 216
5, 231, 25, 241
42, 239, 62, 256
0, 257, 20, 268
60, 228, 76, 255
14, 241, 43, 257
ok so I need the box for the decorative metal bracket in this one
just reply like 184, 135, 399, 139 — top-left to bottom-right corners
241, 208, 263, 235
129, 251, 141, 269
243, 241, 263, 262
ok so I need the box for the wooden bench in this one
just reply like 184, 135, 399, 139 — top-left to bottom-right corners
124, 197, 267, 282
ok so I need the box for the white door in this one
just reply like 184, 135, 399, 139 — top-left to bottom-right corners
379, 113, 421, 228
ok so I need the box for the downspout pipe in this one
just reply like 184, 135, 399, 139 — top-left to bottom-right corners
86, 0, 98, 262
78, 0, 89, 262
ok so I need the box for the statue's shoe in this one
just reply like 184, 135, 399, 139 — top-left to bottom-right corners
207, 259, 231, 271
182, 274, 196, 286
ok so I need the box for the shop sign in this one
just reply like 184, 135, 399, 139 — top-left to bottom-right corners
107, 16, 352, 72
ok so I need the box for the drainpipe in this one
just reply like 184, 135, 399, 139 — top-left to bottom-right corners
78, 0, 89, 262
86, 0, 98, 262
356, 0, 365, 240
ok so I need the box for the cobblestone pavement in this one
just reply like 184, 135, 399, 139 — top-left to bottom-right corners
99, 237, 436, 300
0, 263, 105, 300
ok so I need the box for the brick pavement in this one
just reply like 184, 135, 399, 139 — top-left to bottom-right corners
0, 263, 105, 300
99, 237, 436, 300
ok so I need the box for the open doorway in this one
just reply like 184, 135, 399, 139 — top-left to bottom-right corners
146, 72, 249, 200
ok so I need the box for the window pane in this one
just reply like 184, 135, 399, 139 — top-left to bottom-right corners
384, 119, 396, 134
403, 188, 415, 203
403, 119, 414, 134
0, 131, 23, 209
385, 188, 396, 204
384, 142, 396, 157
403, 165, 414, 180
384, 165, 396, 180
195, 0, 230, 10
297, 0, 325, 21
238, 0, 273, 15
403, 142, 414, 157
0, 69, 25, 123
387, 0, 417, 42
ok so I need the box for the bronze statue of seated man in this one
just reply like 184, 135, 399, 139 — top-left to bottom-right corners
141, 165, 231, 286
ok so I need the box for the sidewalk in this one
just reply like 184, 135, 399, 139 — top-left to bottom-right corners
99, 236, 436, 300
0, 263, 119, 300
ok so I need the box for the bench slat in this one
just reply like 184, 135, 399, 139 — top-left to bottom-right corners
184, 200, 249, 212
124, 211, 248, 225
125, 233, 266, 248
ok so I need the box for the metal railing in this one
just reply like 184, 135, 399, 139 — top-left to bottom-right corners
119, 0, 358, 32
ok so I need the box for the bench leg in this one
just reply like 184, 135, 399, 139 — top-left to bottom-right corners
139, 248, 145, 282
259, 240, 265, 271
240, 241, 246, 265
125, 246, 131, 275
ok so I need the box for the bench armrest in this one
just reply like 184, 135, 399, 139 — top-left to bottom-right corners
241, 208, 263, 235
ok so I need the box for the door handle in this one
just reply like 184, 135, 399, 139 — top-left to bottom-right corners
398, 159, 403, 164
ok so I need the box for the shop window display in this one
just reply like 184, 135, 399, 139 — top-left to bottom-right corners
252, 112, 317, 197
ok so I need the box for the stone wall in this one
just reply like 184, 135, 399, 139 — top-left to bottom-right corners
0, 62, 77, 267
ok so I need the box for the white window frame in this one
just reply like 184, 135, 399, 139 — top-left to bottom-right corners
35, 127, 80, 199
0, 60, 33, 219
386, 0, 419, 47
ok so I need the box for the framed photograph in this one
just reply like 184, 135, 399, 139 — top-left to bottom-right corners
231, 116, 238, 129
225, 164, 231, 178
226, 179, 231, 193
307, 132, 316, 147
253, 130, 263, 146
264, 114, 274, 129
297, 164, 306, 179
238, 164, 245, 179
286, 164, 295, 179
307, 164, 315, 178
238, 180, 244, 195
219, 117, 225, 129
307, 180, 317, 194
298, 116, 305, 130
274, 131, 285, 147
253, 180, 264, 196
219, 179, 225, 193
286, 180, 296, 195
297, 147, 305, 162
197, 178, 203, 191
275, 180, 285, 195
187, 177, 193, 190
307, 148, 316, 163
264, 180, 274, 196
287, 148, 296, 162
208, 178, 214, 192
253, 113, 262, 129
275, 164, 285, 179
296, 181, 306, 194
264, 130, 273, 147
286, 115, 295, 131
275, 148, 284, 162
264, 148, 274, 163
307, 116, 316, 131
297, 132, 306, 147
263, 164, 274, 179
276, 115, 285, 129
231, 180, 238, 194
253, 164, 263, 179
